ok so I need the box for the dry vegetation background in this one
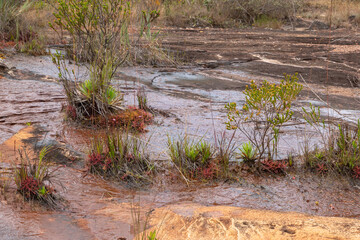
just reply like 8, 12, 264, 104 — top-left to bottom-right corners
1, 0, 360, 50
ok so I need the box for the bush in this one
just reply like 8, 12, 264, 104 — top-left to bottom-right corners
226, 74, 303, 162
87, 132, 155, 186
50, 0, 131, 122
51, 0, 161, 124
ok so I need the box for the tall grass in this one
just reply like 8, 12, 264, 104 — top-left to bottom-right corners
131, 203, 159, 240
0, 0, 33, 41
302, 103, 360, 178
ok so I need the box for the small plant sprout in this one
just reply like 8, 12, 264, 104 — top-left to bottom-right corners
147, 230, 158, 240
315, 151, 324, 160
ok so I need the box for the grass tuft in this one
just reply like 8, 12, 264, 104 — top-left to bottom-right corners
14, 146, 58, 206
168, 135, 220, 180
87, 132, 156, 186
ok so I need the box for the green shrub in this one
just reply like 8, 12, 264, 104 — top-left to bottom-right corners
226, 74, 303, 161
51, 0, 163, 123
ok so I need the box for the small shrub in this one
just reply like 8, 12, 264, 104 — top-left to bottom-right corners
226, 73, 303, 161
50, 0, 131, 124
87, 132, 155, 186
168, 136, 219, 180
14, 146, 57, 205
51, 0, 165, 125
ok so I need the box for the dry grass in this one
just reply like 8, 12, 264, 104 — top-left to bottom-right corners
160, 0, 303, 28
302, 0, 360, 28
0, 1, 53, 54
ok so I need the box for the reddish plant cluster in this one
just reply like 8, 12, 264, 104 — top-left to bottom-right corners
65, 104, 77, 119
316, 163, 328, 175
88, 150, 147, 173
105, 106, 153, 132
87, 152, 111, 171
19, 176, 39, 199
19, 176, 53, 199
0, 40, 16, 50
188, 161, 219, 180
353, 166, 360, 179
200, 162, 219, 180
261, 159, 288, 174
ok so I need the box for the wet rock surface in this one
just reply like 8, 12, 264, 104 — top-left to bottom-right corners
0, 27, 360, 239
